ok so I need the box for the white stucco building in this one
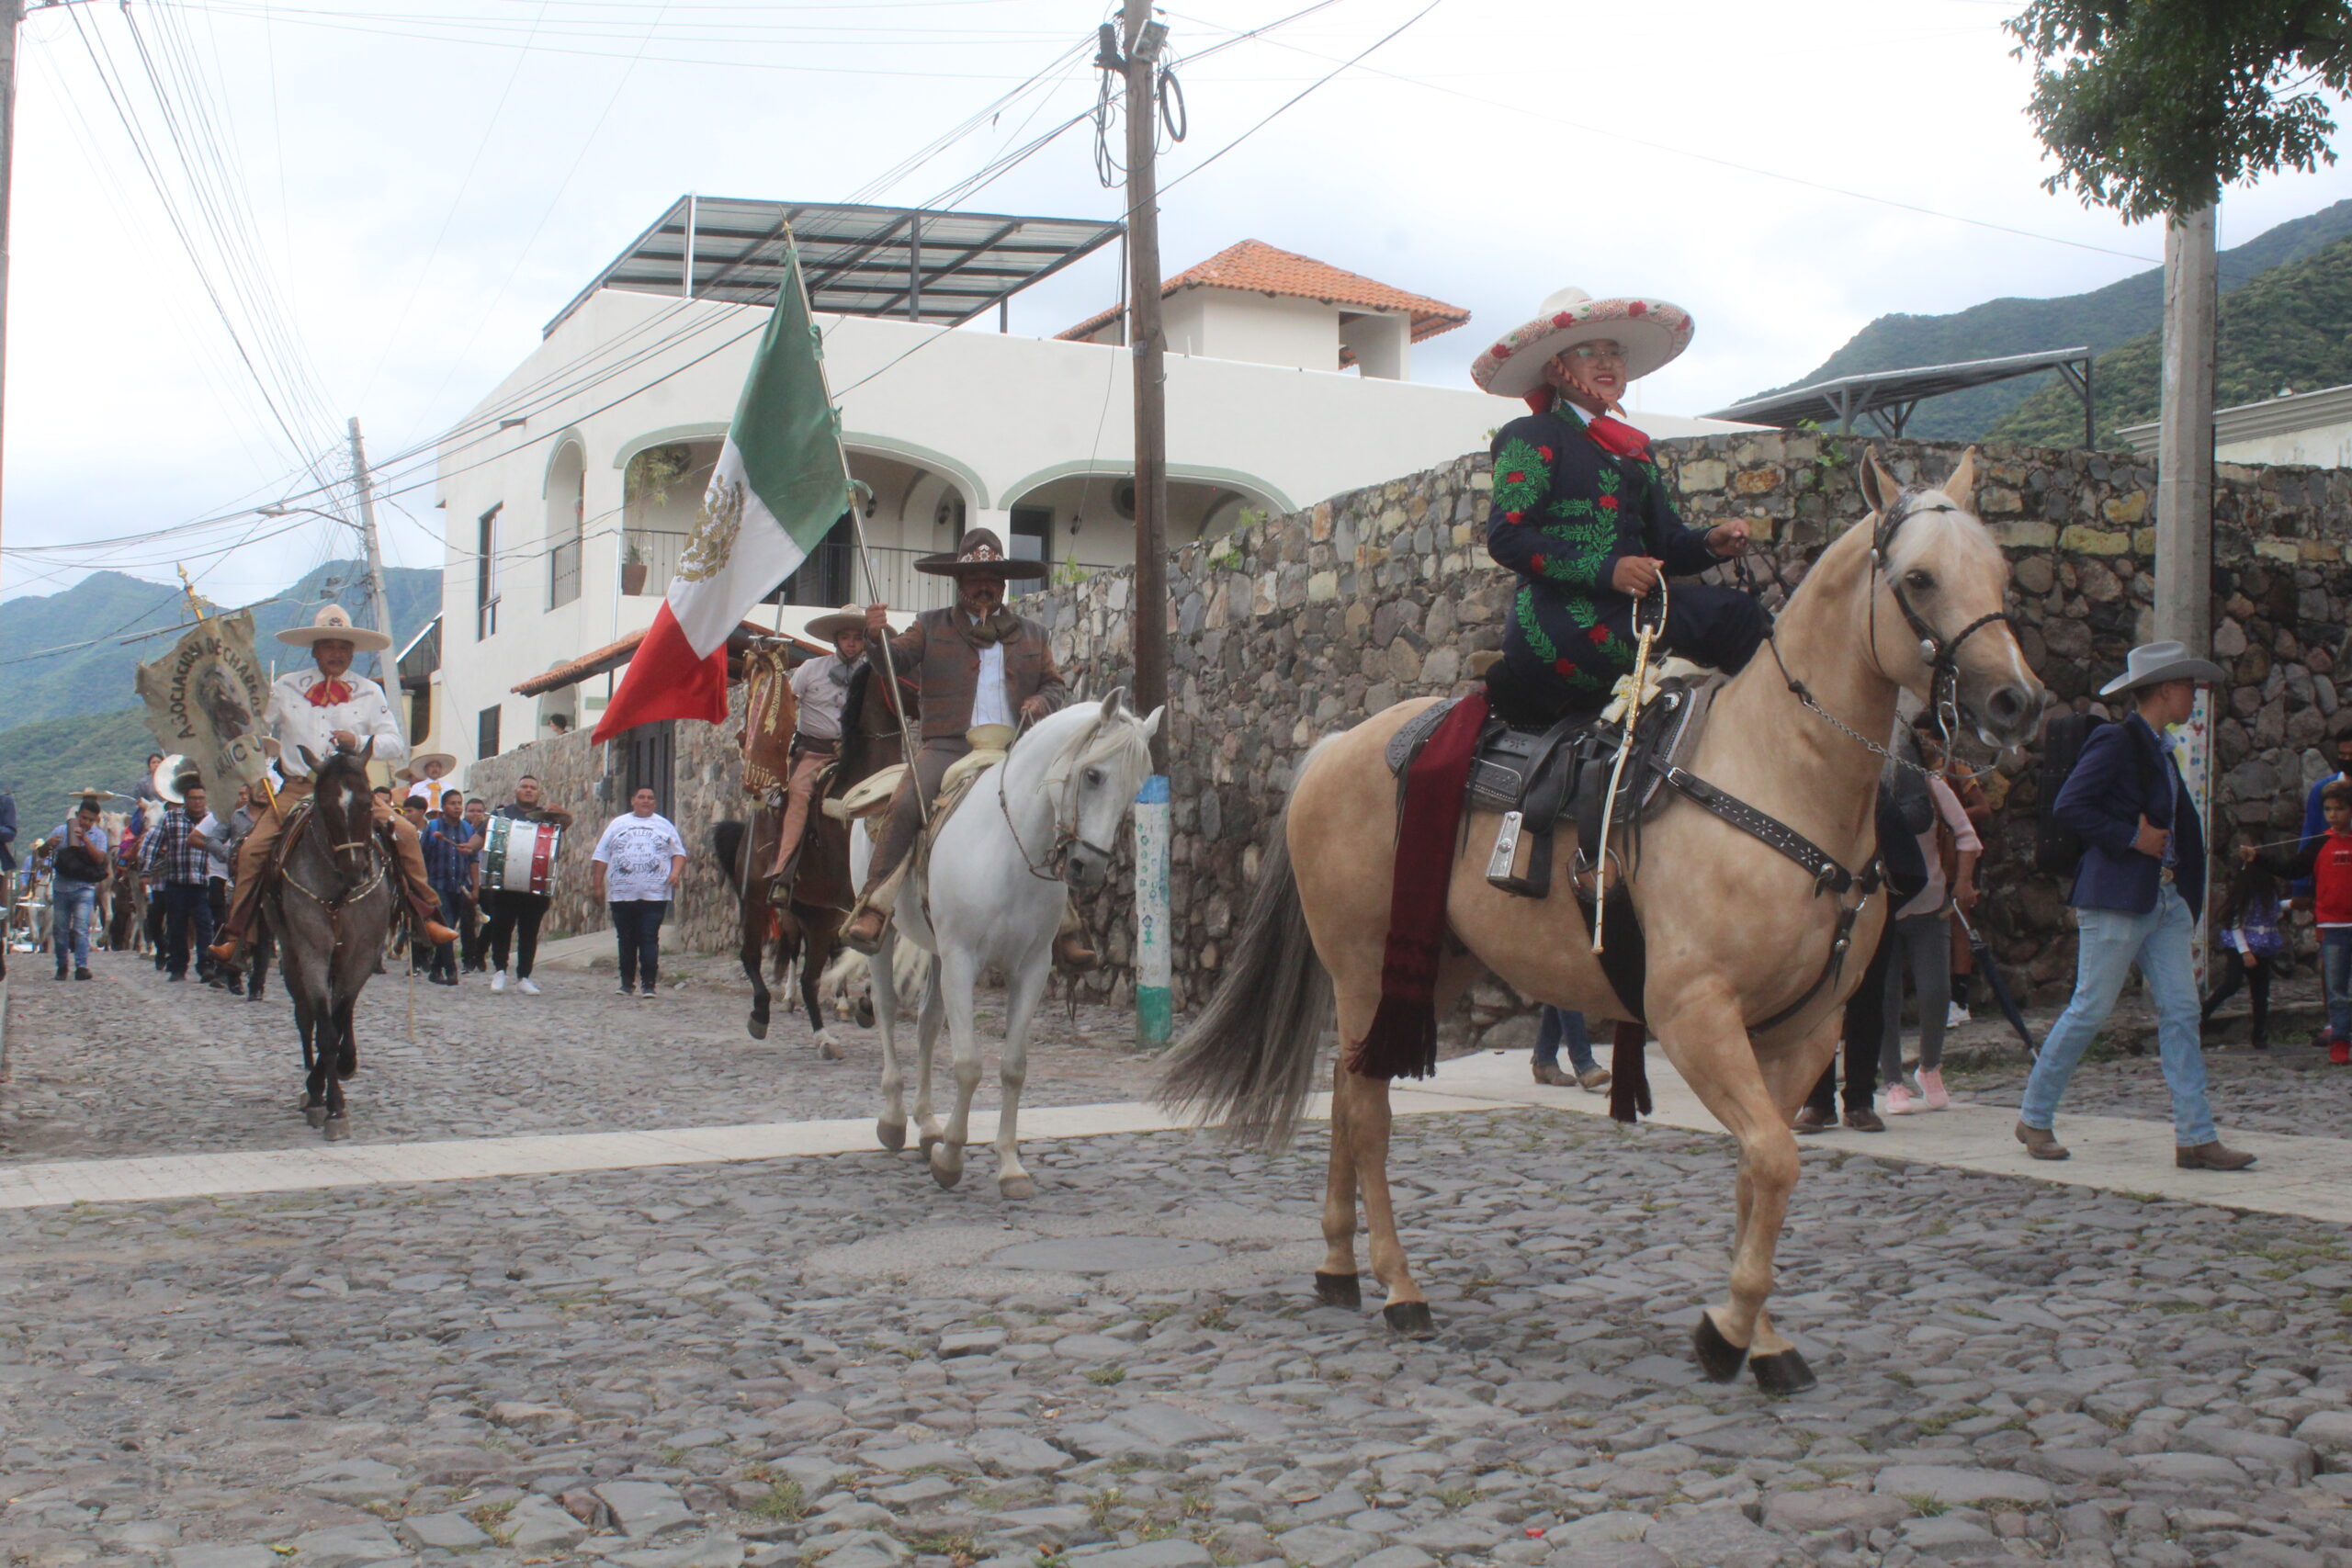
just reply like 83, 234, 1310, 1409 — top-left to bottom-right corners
2120, 383, 2352, 469
429, 197, 1746, 768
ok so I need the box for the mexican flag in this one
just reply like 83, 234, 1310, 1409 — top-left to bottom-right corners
593, 235, 852, 742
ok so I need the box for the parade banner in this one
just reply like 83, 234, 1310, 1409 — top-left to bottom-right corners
134, 609, 273, 795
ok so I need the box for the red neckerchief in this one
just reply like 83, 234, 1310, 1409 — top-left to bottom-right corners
306, 678, 354, 707
1584, 413, 1653, 463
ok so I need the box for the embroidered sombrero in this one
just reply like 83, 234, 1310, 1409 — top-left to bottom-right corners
276, 603, 393, 653
1469, 287, 1695, 399
913, 527, 1047, 581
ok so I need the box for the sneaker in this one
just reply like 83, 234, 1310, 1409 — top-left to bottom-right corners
491, 971, 508, 994
616, 984, 634, 997
1884, 1083, 1918, 1115
1916, 1068, 1950, 1111
516, 977, 540, 996
2334, 1039, 2350, 1067
1945, 1002, 1972, 1028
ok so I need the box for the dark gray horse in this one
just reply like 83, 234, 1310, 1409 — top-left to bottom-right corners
266, 744, 395, 1139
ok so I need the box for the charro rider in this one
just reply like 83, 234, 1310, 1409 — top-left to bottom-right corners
208, 604, 460, 968
841, 528, 1082, 960
1469, 287, 1761, 718
766, 604, 870, 884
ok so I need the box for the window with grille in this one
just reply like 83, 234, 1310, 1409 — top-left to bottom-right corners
476, 503, 503, 639
477, 705, 501, 761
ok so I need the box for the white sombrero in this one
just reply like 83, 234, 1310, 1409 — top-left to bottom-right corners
804, 604, 871, 642
1469, 287, 1696, 399
276, 604, 392, 653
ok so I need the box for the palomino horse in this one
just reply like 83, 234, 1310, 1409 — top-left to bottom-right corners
1162, 450, 2042, 1392
716, 659, 909, 1049
266, 744, 397, 1139
875, 691, 1161, 1199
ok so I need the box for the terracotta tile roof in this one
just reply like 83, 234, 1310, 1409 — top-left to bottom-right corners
1056, 240, 1470, 347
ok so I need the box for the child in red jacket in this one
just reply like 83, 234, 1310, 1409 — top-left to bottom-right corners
2251, 780, 2352, 1062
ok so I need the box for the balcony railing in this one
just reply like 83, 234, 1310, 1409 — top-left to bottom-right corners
618, 530, 1121, 617
548, 537, 582, 609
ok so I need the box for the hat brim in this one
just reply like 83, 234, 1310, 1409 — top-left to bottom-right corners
277, 625, 394, 653
804, 612, 871, 641
914, 554, 1049, 580
2099, 658, 2227, 696
1471, 298, 1694, 398
408, 753, 457, 773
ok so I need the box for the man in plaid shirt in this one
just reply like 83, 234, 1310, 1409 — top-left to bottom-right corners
141, 782, 216, 982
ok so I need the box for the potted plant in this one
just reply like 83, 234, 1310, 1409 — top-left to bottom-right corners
620, 540, 649, 596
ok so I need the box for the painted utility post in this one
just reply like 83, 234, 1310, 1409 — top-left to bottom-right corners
2154, 205, 2218, 957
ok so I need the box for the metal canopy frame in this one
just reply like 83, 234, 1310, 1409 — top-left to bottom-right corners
545, 196, 1124, 338
1708, 347, 2098, 446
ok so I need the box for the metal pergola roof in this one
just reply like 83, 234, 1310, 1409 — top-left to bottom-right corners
545, 196, 1125, 338
1706, 347, 2097, 444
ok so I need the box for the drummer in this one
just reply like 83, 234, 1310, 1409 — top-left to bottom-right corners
481, 775, 572, 996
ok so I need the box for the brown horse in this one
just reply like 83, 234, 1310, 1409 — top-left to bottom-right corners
716, 659, 910, 1047
1161, 449, 2043, 1393
266, 744, 396, 1139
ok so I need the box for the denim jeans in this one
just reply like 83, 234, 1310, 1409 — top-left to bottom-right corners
611, 899, 667, 991
1532, 1006, 1600, 1074
2324, 930, 2352, 1042
159, 881, 214, 979
2020, 886, 2216, 1146
51, 879, 97, 972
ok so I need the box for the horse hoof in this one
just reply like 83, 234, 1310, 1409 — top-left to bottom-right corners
876, 1118, 907, 1152
322, 1117, 350, 1142
929, 1148, 964, 1190
1693, 1312, 1749, 1383
1382, 1301, 1436, 1338
816, 1032, 843, 1062
1749, 1348, 1816, 1396
999, 1175, 1036, 1201
304, 1104, 327, 1129
919, 1129, 942, 1153
1314, 1271, 1363, 1310
747, 1014, 768, 1041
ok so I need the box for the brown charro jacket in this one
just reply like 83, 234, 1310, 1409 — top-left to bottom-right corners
871, 606, 1069, 741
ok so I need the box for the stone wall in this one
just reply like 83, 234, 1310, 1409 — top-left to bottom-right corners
1031, 430, 2352, 1029
462, 682, 753, 961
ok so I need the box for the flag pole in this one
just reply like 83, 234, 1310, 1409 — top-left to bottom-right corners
176, 566, 276, 814
843, 483, 928, 826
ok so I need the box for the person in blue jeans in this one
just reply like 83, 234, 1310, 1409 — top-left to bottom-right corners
2017, 641, 2253, 1171
48, 796, 109, 981
1531, 1006, 1610, 1089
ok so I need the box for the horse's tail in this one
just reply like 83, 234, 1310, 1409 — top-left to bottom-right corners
1156, 760, 1333, 1151
712, 820, 748, 899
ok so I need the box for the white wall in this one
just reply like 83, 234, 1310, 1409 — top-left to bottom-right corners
434, 288, 1756, 768
2220, 424, 2352, 468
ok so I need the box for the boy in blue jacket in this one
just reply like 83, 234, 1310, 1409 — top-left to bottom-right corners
2016, 641, 2254, 1171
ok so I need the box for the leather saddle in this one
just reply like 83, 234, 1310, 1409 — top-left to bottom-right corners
1384, 675, 1713, 900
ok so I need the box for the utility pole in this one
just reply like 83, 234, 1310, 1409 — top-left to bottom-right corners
0, 0, 25, 562
2154, 206, 2216, 656
1106, 2, 1173, 1047
346, 416, 399, 683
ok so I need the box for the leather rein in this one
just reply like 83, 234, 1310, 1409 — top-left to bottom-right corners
277, 787, 390, 928
1000, 719, 1119, 884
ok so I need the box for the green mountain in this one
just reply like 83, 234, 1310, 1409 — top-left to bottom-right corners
0, 708, 159, 821
0, 561, 437, 729
1988, 233, 2352, 448
1747, 197, 2352, 440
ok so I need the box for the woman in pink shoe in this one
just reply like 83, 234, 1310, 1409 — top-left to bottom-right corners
1883, 732, 1982, 1114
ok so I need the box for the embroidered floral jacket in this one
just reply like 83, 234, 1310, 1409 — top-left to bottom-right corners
1485, 397, 1718, 675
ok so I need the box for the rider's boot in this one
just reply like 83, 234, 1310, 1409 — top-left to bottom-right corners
384, 810, 461, 945
842, 790, 922, 954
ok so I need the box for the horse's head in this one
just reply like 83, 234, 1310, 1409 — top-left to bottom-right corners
1858, 447, 2046, 750
302, 740, 379, 878
1046, 687, 1162, 890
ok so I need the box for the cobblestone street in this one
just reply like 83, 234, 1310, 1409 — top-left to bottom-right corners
12, 956, 2352, 1568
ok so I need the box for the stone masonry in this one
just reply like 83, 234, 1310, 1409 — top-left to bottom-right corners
1027, 430, 2352, 1035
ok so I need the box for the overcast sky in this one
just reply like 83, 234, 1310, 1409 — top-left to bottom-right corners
9, 0, 2352, 610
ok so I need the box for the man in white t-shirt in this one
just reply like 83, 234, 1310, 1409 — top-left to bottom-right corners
591, 787, 686, 998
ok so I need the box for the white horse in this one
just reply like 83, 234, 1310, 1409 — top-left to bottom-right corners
871, 690, 1162, 1199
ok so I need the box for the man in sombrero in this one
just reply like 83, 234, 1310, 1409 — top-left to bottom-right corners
842, 528, 1072, 956
208, 604, 459, 967
765, 604, 873, 884
1470, 287, 1763, 718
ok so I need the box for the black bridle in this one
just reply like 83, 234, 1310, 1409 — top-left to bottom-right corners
1871, 490, 2015, 750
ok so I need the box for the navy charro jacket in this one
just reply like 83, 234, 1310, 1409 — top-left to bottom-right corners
2054, 714, 2203, 915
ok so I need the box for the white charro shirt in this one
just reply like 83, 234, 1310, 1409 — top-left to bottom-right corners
790, 653, 852, 742
265, 668, 408, 780
967, 614, 1011, 728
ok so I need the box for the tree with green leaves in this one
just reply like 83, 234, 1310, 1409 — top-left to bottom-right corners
2008, 1, 2352, 220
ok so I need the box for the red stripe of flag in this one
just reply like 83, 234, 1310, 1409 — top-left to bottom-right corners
590, 601, 729, 743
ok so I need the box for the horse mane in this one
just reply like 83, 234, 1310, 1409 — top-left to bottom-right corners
1029, 700, 1153, 792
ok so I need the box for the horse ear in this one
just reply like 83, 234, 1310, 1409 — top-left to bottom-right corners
296, 745, 320, 773
1142, 705, 1165, 739
1940, 446, 1980, 509
1101, 686, 1129, 721
360, 737, 377, 763
1859, 447, 1900, 516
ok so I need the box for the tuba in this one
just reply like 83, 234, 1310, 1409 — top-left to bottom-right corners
150, 754, 198, 806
